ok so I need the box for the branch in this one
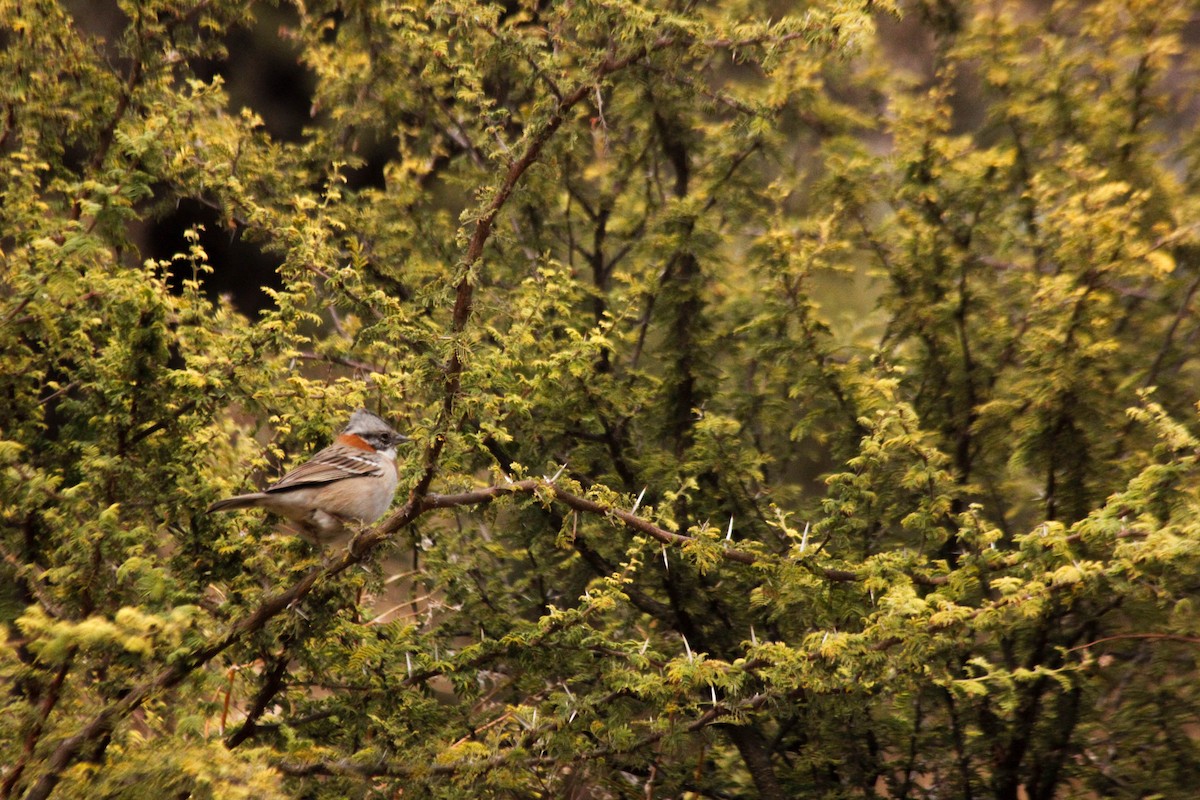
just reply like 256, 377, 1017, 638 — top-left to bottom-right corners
0, 653, 74, 800
1067, 632, 1200, 651
418, 480, 747, 564
224, 636, 294, 748
294, 351, 386, 374
419, 480, 895, 584
409, 46, 652, 503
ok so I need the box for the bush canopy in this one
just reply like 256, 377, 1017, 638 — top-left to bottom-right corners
3, 0, 1200, 798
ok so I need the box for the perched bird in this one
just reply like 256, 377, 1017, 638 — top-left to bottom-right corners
207, 409, 408, 546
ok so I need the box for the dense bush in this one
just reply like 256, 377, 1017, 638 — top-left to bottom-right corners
3, 1, 1200, 797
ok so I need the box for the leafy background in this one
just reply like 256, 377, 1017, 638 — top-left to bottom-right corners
3, 1, 1200, 798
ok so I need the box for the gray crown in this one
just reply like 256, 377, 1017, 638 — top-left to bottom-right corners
344, 408, 396, 436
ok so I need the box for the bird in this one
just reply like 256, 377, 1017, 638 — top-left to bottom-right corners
207, 409, 409, 546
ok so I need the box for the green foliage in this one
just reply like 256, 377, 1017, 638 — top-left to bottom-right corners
4, 0, 1200, 798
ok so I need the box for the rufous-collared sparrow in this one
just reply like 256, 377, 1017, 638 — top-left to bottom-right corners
207, 409, 409, 546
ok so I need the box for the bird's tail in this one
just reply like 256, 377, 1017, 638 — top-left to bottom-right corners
206, 493, 267, 514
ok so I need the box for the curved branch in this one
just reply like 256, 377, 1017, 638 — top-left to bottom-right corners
408, 47, 655, 503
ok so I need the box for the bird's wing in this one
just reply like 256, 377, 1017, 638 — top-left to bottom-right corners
266, 445, 384, 492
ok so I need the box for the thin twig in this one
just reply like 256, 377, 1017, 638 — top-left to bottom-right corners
1067, 632, 1200, 652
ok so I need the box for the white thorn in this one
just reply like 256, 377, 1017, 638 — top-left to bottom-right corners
750, 625, 758, 646
661, 545, 669, 572
682, 634, 693, 662
532, 708, 538, 728
725, 516, 735, 541
549, 462, 568, 483
799, 521, 810, 553
640, 637, 651, 655
821, 632, 829, 646
710, 684, 717, 705
405, 652, 413, 677
569, 710, 577, 723
632, 486, 647, 515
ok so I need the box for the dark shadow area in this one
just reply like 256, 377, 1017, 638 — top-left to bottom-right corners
145, 199, 283, 318
66, 1, 315, 145
341, 133, 396, 192
63, 1, 311, 316
190, 5, 315, 144
62, 0, 126, 44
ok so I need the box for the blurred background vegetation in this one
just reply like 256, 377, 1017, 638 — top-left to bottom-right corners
4, 1, 1200, 798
